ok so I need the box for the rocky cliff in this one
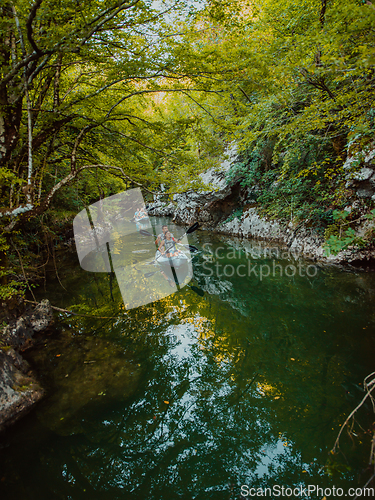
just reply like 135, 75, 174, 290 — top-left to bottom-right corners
148, 148, 375, 266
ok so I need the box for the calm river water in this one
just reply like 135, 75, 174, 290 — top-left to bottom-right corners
1, 217, 375, 499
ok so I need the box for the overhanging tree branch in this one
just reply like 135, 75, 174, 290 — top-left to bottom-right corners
26, 0, 43, 54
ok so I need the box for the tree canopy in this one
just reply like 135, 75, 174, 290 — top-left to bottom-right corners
0, 0, 229, 230
0, 0, 374, 277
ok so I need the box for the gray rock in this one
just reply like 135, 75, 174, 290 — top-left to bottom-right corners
30, 299, 53, 332
365, 149, 375, 164
151, 145, 375, 265
147, 201, 175, 216
2, 299, 53, 346
173, 183, 234, 226
148, 144, 238, 223
356, 183, 375, 198
3, 348, 30, 373
352, 167, 374, 182
173, 178, 375, 264
2, 316, 34, 347
0, 350, 44, 431
0, 300, 54, 429
344, 148, 375, 198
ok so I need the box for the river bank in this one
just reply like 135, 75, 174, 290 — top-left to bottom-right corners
148, 152, 375, 268
0, 300, 54, 431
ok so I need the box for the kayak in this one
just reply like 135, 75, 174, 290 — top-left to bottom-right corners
155, 250, 190, 284
155, 250, 189, 268
135, 215, 149, 223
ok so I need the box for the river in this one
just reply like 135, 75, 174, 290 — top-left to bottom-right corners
1, 217, 374, 499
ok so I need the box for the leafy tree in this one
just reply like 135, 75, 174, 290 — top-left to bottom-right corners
0, 0, 228, 232
191, 0, 375, 223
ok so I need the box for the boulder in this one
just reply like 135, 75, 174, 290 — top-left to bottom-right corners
0, 349, 44, 431
2, 299, 53, 347
0, 299, 53, 431
344, 147, 375, 199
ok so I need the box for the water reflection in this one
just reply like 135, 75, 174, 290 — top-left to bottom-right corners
0, 219, 375, 499
74, 190, 193, 309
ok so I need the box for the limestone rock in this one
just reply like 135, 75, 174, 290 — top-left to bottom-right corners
0, 299, 54, 430
147, 201, 175, 216
149, 145, 375, 265
2, 299, 53, 347
344, 147, 375, 199
30, 299, 53, 332
0, 350, 44, 431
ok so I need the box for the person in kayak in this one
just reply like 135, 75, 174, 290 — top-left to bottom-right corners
139, 207, 148, 218
158, 231, 180, 257
156, 225, 174, 246
135, 207, 147, 220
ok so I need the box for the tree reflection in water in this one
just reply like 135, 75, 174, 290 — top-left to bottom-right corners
1, 226, 374, 499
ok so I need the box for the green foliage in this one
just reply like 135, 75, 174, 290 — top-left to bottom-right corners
223, 207, 243, 224
324, 224, 339, 240
1, 0, 374, 279
227, 142, 265, 188
324, 228, 360, 256
365, 209, 375, 221
325, 453, 353, 477
195, 0, 375, 228
324, 210, 354, 255
323, 210, 375, 255
0, 235, 9, 254
0, 0, 227, 232
332, 210, 350, 222
0, 268, 26, 301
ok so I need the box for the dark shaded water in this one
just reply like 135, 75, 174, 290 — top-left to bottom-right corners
1, 218, 375, 499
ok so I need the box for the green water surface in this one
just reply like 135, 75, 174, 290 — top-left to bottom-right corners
1, 218, 375, 499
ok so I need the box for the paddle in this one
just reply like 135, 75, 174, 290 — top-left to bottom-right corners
190, 285, 205, 297
173, 222, 200, 253
177, 243, 199, 253
179, 221, 200, 238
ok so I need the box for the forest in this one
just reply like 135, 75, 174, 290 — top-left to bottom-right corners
1, 0, 374, 300
0, 1, 375, 497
